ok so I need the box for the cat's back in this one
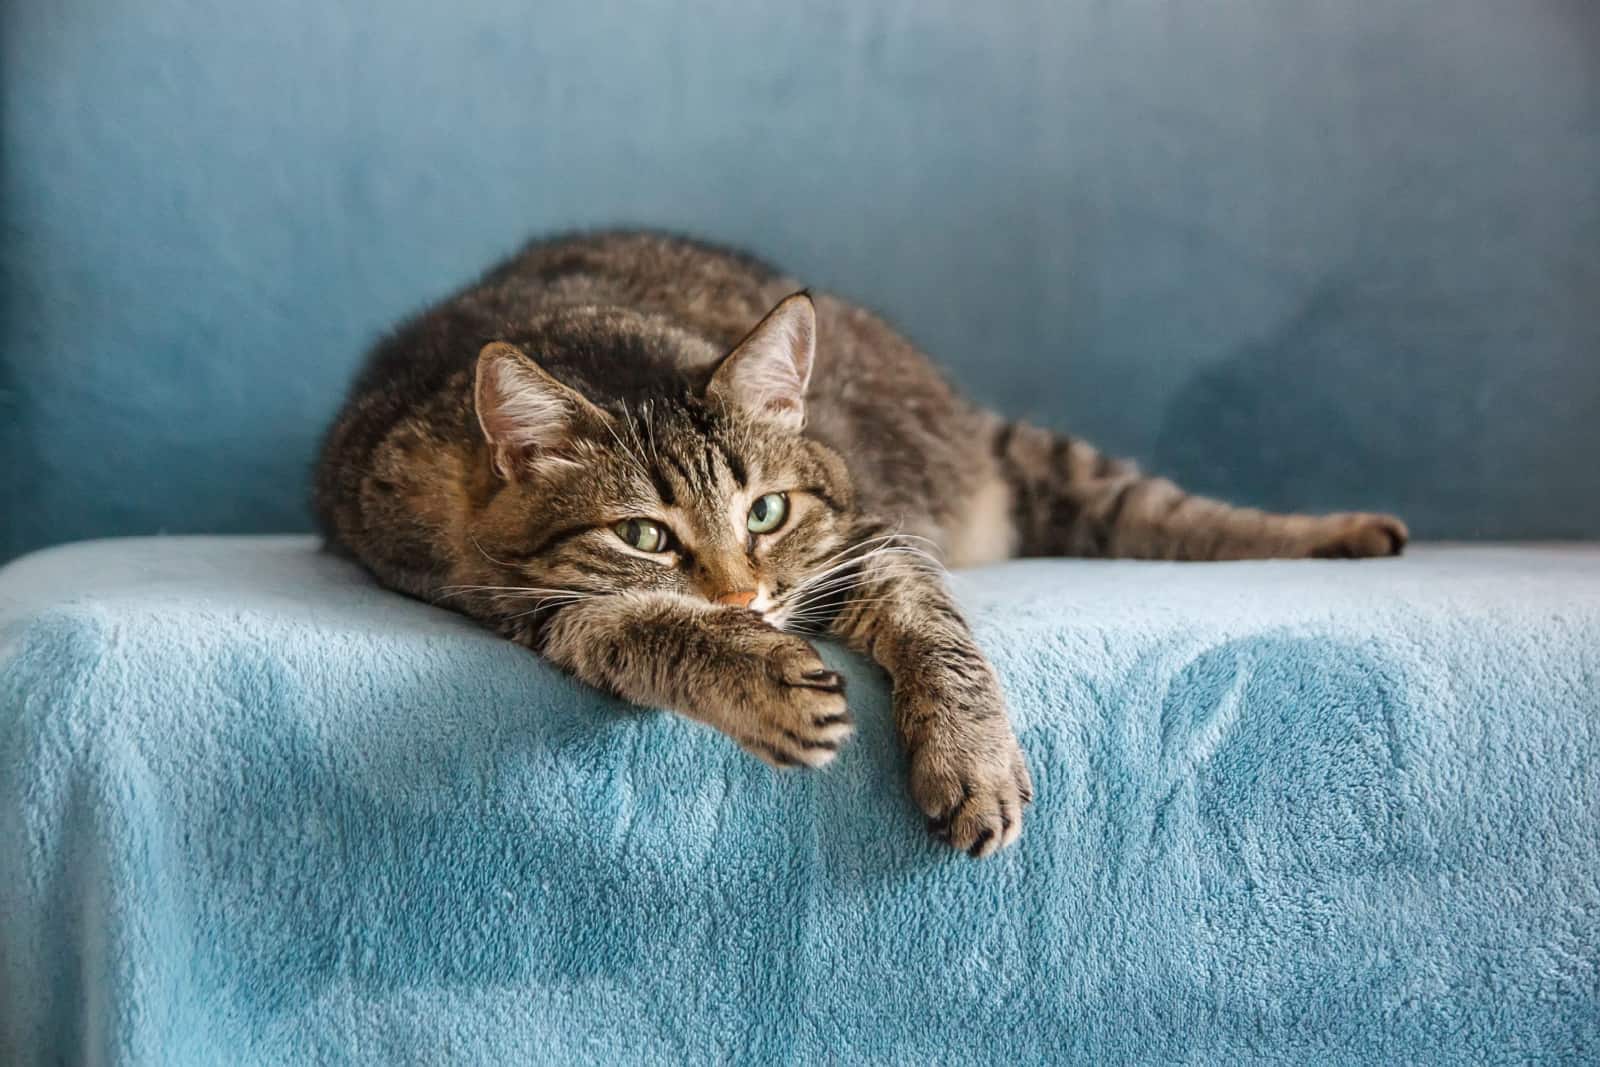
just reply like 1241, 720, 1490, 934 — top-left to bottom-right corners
495, 233, 997, 536
494, 229, 786, 297
316, 233, 805, 546
329, 231, 790, 449
319, 230, 993, 558
473, 230, 799, 348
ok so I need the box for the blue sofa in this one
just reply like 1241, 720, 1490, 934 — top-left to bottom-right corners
4, 539, 1599, 1063
3, 2, 1598, 1064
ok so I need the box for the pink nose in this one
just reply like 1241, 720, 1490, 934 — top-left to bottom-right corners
715, 589, 758, 610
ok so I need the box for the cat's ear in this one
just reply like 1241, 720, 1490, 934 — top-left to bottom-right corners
475, 342, 606, 479
707, 292, 815, 431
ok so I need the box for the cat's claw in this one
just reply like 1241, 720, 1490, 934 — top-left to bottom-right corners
796, 668, 846, 693
1310, 512, 1408, 558
908, 721, 1032, 859
732, 634, 853, 769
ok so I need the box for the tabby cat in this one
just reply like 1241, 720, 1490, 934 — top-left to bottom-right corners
315, 231, 1406, 858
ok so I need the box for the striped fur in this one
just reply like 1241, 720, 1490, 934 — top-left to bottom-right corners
315, 231, 1405, 858
993, 421, 1406, 561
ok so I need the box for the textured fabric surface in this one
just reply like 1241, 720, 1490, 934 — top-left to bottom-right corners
2, 536, 1597, 1064
4, 2, 1599, 559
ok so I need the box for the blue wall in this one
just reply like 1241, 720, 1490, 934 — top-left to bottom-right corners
3, 1, 1597, 558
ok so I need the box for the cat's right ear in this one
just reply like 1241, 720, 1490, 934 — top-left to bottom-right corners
475, 342, 606, 479
707, 292, 815, 432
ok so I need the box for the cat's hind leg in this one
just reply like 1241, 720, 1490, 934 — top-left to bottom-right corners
990, 420, 1407, 561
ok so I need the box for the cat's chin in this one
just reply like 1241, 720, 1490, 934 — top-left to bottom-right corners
747, 610, 785, 633
760, 608, 797, 633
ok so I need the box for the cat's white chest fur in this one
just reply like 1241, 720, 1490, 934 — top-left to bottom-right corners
944, 477, 1017, 568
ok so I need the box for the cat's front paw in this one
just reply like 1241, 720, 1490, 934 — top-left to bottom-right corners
907, 711, 1033, 859
726, 629, 854, 769
1310, 512, 1408, 558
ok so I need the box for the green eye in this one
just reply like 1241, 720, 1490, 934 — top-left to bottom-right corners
747, 492, 789, 534
613, 518, 671, 553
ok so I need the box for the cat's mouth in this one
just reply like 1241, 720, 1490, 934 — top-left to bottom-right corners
748, 588, 789, 630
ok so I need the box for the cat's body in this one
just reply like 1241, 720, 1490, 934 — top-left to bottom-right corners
316, 231, 1406, 857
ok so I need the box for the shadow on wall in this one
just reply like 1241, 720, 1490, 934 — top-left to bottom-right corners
1153, 284, 1469, 536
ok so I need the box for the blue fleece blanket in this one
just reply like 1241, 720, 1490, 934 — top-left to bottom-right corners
2, 537, 1597, 1065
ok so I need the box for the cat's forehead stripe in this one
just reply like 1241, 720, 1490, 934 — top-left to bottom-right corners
646, 460, 676, 506
643, 409, 749, 506
658, 449, 697, 502
714, 435, 746, 487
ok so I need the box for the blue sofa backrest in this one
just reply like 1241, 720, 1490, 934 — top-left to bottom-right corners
3, 1, 1597, 559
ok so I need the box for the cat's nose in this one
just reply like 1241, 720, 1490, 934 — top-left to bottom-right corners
714, 589, 759, 611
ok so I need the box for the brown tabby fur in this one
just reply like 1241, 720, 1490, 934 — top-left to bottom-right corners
315, 231, 1406, 858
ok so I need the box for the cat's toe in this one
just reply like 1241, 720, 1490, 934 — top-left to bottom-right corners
793, 668, 845, 693
742, 691, 852, 770
738, 640, 853, 768
1311, 512, 1408, 559
788, 685, 854, 766
767, 641, 843, 690
911, 730, 1031, 859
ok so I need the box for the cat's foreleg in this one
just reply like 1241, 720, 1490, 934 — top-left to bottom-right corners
535, 591, 853, 767
820, 545, 1032, 858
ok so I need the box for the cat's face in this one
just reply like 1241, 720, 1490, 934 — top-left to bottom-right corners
465, 295, 857, 631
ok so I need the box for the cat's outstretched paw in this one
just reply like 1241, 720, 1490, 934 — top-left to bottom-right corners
728, 630, 853, 769
908, 717, 1033, 859
1310, 512, 1409, 558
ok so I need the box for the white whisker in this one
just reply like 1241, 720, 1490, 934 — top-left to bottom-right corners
784, 545, 918, 594
777, 594, 906, 624
807, 533, 945, 577
781, 578, 933, 618
437, 584, 595, 599
469, 536, 520, 568
782, 565, 940, 606
437, 585, 600, 623
622, 401, 655, 474
641, 400, 662, 472
599, 402, 653, 484
505, 594, 602, 620
781, 542, 947, 607
804, 532, 926, 574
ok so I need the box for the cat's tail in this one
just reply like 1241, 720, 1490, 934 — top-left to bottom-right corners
988, 419, 1407, 561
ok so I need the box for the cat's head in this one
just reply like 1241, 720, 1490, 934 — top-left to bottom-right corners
463, 294, 857, 631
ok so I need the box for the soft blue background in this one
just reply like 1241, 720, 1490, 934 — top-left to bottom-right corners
3, 1, 1597, 558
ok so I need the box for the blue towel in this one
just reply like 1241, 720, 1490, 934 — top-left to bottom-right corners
3, 537, 1597, 1064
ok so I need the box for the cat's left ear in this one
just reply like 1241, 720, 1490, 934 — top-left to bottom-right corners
707, 292, 815, 432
